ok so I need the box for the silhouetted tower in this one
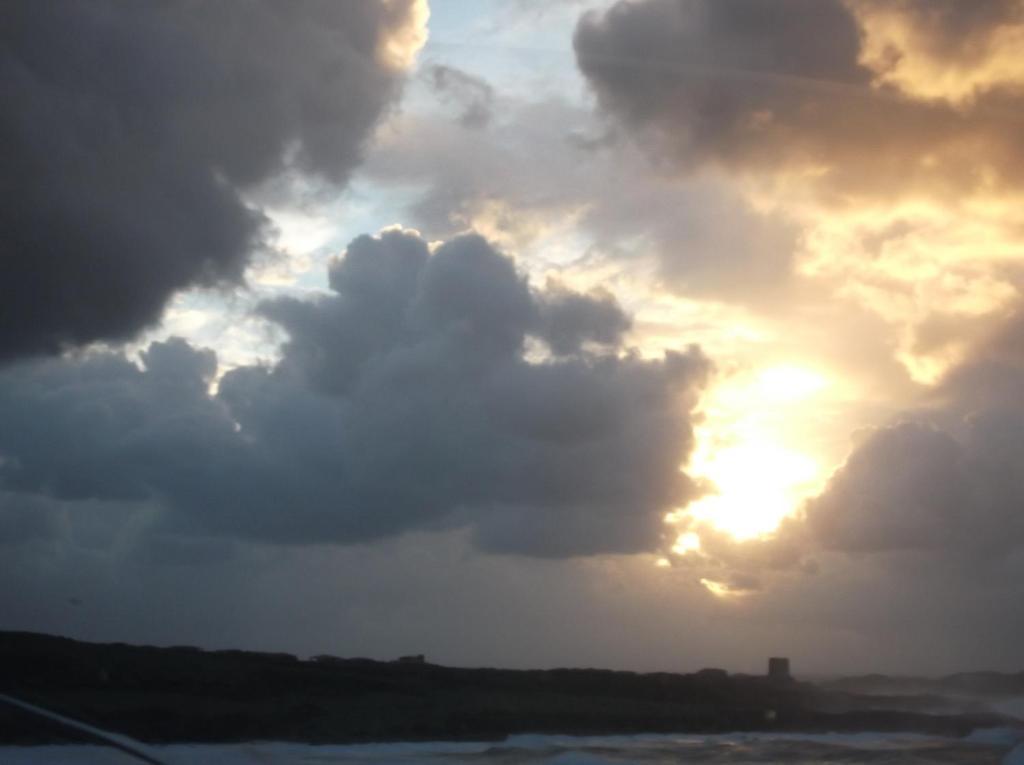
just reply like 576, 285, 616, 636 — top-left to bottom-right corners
768, 657, 791, 682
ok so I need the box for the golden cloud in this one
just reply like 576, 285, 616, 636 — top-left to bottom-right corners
849, 0, 1024, 104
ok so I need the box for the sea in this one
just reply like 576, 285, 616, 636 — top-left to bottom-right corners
4, 729, 1024, 765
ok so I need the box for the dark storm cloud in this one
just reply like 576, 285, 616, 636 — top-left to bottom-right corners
0, 494, 63, 546
573, 0, 1024, 201
574, 0, 865, 164
804, 309, 1024, 558
536, 283, 631, 356
575, 0, 866, 119
806, 423, 970, 553
0, 230, 709, 557
0, 0, 423, 360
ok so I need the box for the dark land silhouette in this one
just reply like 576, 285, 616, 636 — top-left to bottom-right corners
0, 631, 1018, 745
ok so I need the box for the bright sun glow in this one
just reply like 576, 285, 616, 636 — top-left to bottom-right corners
671, 531, 702, 555
753, 365, 827, 402
699, 579, 747, 598
673, 363, 830, 543
685, 436, 820, 539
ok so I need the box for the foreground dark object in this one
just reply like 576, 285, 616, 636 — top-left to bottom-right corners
0, 632, 1015, 745
0, 693, 164, 763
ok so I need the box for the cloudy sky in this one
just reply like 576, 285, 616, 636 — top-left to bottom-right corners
4, 0, 1024, 676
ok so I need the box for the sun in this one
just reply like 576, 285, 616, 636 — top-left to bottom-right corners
685, 435, 820, 539
672, 363, 830, 542
754, 365, 827, 401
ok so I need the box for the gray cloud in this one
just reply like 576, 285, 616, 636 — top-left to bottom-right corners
575, 0, 866, 123
424, 64, 496, 129
573, 0, 1024, 202
804, 309, 1024, 558
363, 96, 800, 305
13, 506, 1024, 674
0, 494, 64, 546
0, 230, 709, 557
536, 282, 632, 356
0, 0, 423, 360
10, 285, 1024, 672
574, 0, 865, 166
806, 423, 970, 553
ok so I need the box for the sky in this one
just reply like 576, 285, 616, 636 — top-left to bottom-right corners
3, 0, 1024, 676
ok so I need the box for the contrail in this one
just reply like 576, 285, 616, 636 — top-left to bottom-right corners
427, 37, 1024, 123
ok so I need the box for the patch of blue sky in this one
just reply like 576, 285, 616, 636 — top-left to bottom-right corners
135, 1, 613, 369
422, 0, 603, 103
